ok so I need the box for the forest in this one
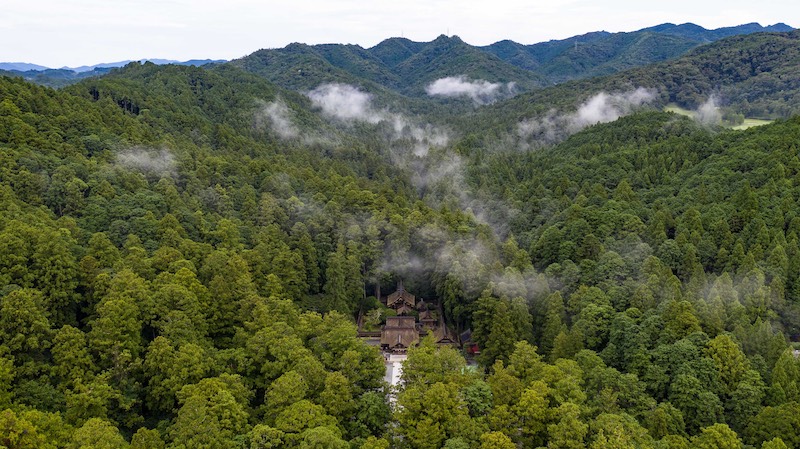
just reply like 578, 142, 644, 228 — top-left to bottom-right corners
3, 29, 800, 449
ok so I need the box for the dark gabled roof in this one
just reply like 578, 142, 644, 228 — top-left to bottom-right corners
387, 281, 415, 309
381, 316, 419, 348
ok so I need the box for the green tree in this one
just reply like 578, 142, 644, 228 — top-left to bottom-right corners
691, 423, 742, 449
0, 409, 49, 449
71, 418, 129, 449
540, 292, 567, 356
480, 431, 516, 449
669, 374, 722, 433
51, 325, 97, 388
169, 375, 252, 449
131, 428, 165, 449
547, 402, 588, 449
745, 402, 800, 448
396, 382, 470, 449
515, 381, 550, 447
264, 370, 308, 416
402, 335, 467, 388
761, 437, 789, 449
0, 288, 51, 356
324, 244, 351, 314
143, 337, 211, 413
706, 334, 749, 395
299, 426, 348, 449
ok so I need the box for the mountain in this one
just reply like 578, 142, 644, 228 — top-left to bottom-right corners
482, 31, 612, 70
229, 22, 793, 104
0, 58, 226, 88
391, 35, 545, 95
4, 21, 792, 95
462, 29, 800, 139
534, 31, 700, 82
368, 37, 428, 68
640, 21, 793, 41
484, 22, 794, 83
0, 67, 115, 88
230, 34, 545, 104
0, 62, 50, 71
65, 58, 225, 72
6, 21, 800, 448
230, 42, 377, 92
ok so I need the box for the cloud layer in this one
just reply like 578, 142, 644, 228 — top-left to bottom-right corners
116, 147, 176, 177
426, 76, 516, 104
307, 83, 380, 123
517, 87, 656, 148
307, 83, 450, 156
695, 95, 722, 125
256, 99, 300, 139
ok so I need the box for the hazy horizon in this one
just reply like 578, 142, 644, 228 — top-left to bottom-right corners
2, 0, 798, 68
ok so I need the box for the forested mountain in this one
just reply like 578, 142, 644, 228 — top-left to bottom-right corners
5, 21, 790, 94
482, 22, 793, 83
230, 22, 791, 101
462, 29, 800, 141
0, 67, 114, 89
639, 22, 793, 41
231, 35, 544, 101
0, 59, 225, 89
3, 25, 800, 449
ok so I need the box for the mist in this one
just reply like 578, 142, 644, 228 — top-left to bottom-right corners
696, 95, 722, 125
255, 98, 299, 139
426, 75, 516, 105
307, 82, 451, 157
517, 87, 656, 149
307, 83, 380, 123
116, 147, 176, 177
306, 82, 514, 242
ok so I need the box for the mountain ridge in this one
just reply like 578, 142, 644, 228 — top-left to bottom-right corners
0, 58, 225, 73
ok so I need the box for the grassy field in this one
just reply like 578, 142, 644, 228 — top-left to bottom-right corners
663, 104, 772, 130
664, 104, 695, 117
732, 118, 773, 130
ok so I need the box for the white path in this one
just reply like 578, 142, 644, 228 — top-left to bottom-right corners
384, 353, 407, 393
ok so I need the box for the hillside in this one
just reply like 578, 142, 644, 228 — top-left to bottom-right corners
230, 35, 545, 103
535, 31, 700, 82
393, 35, 545, 95
484, 22, 793, 83
4, 24, 800, 449
4, 21, 791, 95
459, 29, 800, 142
0, 59, 224, 88
641, 21, 793, 41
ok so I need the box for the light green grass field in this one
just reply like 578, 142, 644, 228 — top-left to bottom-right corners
664, 104, 772, 130
664, 104, 695, 117
731, 118, 773, 130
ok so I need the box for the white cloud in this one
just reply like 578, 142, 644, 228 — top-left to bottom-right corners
255, 98, 300, 139
696, 95, 722, 125
425, 75, 515, 104
517, 87, 656, 148
116, 147, 176, 177
306, 83, 450, 156
307, 83, 380, 123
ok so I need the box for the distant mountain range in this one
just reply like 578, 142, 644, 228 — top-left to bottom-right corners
0, 59, 225, 88
229, 22, 793, 99
1, 22, 793, 92
0, 58, 225, 73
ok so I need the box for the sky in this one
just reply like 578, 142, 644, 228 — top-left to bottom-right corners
2, 0, 798, 68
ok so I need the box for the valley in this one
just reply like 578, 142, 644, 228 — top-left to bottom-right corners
2, 22, 800, 449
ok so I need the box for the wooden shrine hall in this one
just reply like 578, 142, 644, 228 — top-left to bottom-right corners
380, 282, 457, 353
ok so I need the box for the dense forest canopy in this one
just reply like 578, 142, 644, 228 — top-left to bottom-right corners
3, 28, 800, 449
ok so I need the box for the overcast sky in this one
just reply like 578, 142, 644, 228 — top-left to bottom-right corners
2, 0, 798, 68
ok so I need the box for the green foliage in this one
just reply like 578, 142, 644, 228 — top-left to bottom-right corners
4, 28, 800, 448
